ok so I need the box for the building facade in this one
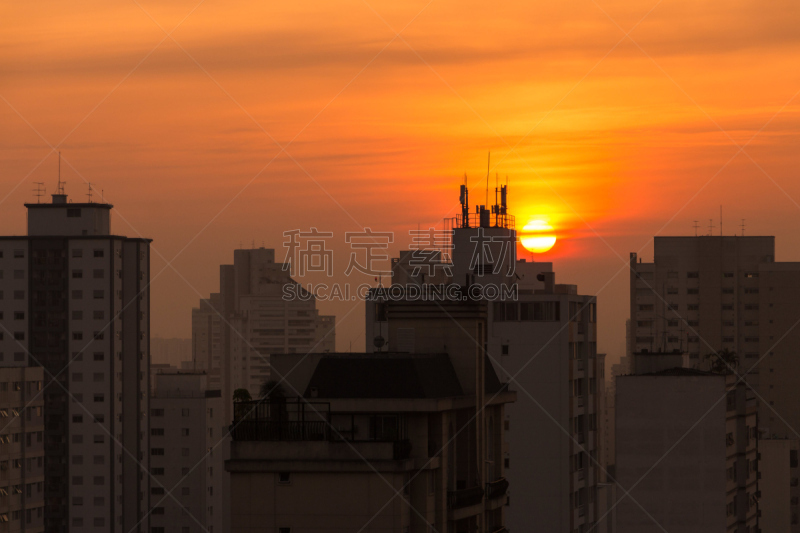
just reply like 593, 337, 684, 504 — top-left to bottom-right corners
0, 367, 45, 532
0, 193, 150, 532
616, 369, 758, 533
149, 372, 225, 533
226, 351, 515, 533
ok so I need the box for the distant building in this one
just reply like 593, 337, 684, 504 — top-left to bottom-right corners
759, 439, 799, 531
0, 367, 45, 531
149, 372, 226, 533
150, 337, 192, 368
226, 351, 515, 533
191, 248, 335, 413
0, 191, 150, 532
616, 368, 758, 532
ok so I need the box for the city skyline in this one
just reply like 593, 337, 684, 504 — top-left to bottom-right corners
4, 1, 800, 363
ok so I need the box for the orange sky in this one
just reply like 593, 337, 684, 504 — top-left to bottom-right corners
2, 0, 800, 360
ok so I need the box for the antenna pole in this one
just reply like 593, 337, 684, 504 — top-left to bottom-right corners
693, 220, 699, 237
485, 152, 490, 208
720, 205, 722, 236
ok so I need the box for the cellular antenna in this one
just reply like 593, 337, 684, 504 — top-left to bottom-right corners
459, 174, 470, 228
86, 183, 93, 203
708, 218, 715, 236
740, 219, 746, 236
692, 220, 699, 237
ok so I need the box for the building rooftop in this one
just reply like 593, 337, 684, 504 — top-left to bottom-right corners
303, 352, 505, 399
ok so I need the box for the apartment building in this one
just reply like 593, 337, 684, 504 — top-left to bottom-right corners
149, 372, 225, 533
226, 350, 515, 533
0, 192, 150, 532
365, 187, 607, 532
191, 248, 335, 415
616, 368, 759, 533
0, 367, 45, 532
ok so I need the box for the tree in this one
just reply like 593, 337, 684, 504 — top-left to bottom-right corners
233, 388, 252, 402
705, 348, 738, 374
259, 379, 287, 400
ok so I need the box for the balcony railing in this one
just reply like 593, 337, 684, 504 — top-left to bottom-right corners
231, 420, 329, 441
485, 478, 509, 500
491, 528, 508, 533
447, 486, 485, 510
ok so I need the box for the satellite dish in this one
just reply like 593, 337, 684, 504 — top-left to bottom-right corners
373, 336, 385, 349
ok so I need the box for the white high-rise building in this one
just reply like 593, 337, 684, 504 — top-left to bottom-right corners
365, 186, 608, 532
0, 191, 150, 532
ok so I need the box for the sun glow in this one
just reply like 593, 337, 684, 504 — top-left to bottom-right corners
520, 219, 557, 253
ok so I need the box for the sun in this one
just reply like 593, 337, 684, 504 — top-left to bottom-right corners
520, 219, 557, 253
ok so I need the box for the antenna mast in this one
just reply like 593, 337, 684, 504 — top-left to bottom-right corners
485, 152, 490, 208
740, 219, 746, 236
692, 220, 699, 237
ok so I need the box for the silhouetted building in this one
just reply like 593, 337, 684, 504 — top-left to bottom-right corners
0, 192, 151, 532
226, 351, 515, 533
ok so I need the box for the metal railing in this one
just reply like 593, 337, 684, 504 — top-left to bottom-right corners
447, 486, 485, 510
485, 477, 509, 500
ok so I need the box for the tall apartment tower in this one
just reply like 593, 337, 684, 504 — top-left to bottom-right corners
0, 192, 151, 532
149, 372, 225, 533
365, 186, 608, 532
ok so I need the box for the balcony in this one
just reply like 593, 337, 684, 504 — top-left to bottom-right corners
486, 478, 509, 500
447, 486, 484, 510
230, 420, 329, 441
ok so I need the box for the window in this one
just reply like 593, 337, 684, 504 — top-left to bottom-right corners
13, 332, 24, 340
93, 496, 104, 506
93, 394, 104, 402
744, 272, 759, 278
151, 487, 165, 495
151, 468, 165, 476
93, 290, 104, 299
72, 332, 83, 340
72, 415, 83, 423
73, 497, 83, 506
72, 290, 83, 299
13, 250, 24, 258
181, 428, 190, 436
93, 352, 104, 361
151, 449, 165, 456
181, 448, 190, 457
687, 271, 699, 278
72, 269, 83, 279
181, 408, 190, 417
278, 472, 291, 484
93, 373, 104, 382
279, 528, 291, 533
151, 409, 164, 417
151, 428, 164, 436
13, 291, 23, 300
93, 435, 104, 444
638, 304, 654, 311
92, 269, 104, 279
72, 476, 83, 485
93, 249, 104, 258
152, 508, 164, 515
72, 456, 83, 465
687, 304, 699, 311
501, 344, 509, 356
687, 288, 699, 295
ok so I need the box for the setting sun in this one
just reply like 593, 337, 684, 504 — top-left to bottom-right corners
520, 219, 557, 253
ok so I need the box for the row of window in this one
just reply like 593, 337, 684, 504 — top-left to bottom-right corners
637, 271, 760, 279
0, 506, 42, 525
0, 250, 26, 259
151, 428, 191, 436
0, 270, 25, 279
151, 408, 192, 417
151, 448, 192, 457
639, 304, 760, 312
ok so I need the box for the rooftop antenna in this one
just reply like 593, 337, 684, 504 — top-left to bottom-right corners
33, 182, 45, 203
56, 152, 65, 195
708, 218, 715, 236
459, 174, 470, 228
86, 183, 93, 203
692, 220, 699, 237
740, 219, 746, 236
485, 152, 490, 208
